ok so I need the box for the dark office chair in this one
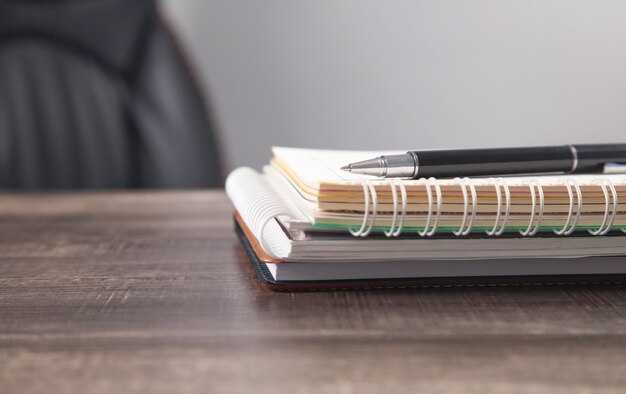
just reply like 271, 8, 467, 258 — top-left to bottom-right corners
0, 0, 221, 189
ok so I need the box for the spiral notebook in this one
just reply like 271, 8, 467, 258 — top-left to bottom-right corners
270, 147, 626, 236
226, 147, 626, 289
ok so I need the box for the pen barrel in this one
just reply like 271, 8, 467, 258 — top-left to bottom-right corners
574, 144, 626, 173
412, 146, 576, 178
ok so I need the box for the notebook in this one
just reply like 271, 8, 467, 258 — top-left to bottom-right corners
227, 147, 626, 290
270, 147, 626, 235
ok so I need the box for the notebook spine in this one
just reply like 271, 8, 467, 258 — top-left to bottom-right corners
350, 175, 625, 238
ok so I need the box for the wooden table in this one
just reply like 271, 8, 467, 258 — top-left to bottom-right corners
1, 191, 625, 393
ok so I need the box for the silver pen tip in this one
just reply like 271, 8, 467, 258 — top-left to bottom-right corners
340, 165, 351, 172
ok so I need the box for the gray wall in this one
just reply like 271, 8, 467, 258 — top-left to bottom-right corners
162, 0, 626, 172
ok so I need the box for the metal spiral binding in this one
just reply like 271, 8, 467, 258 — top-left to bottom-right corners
384, 178, 407, 237
246, 194, 291, 254
487, 178, 511, 236
588, 178, 618, 236
350, 177, 378, 237
454, 177, 478, 236
623, 177, 626, 234
554, 178, 583, 235
519, 179, 544, 237
418, 177, 442, 237
349, 175, 623, 238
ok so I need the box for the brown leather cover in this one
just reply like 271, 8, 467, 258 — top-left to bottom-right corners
233, 211, 626, 291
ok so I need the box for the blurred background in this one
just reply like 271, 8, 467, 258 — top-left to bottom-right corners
2, 0, 626, 188
163, 0, 626, 171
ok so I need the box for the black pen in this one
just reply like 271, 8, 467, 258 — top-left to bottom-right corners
340, 144, 626, 178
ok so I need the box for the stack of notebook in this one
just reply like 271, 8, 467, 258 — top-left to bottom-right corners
227, 147, 626, 290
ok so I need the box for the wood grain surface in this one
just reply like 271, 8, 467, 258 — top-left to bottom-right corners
0, 191, 625, 394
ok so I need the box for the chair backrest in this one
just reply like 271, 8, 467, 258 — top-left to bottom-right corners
0, 0, 222, 189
